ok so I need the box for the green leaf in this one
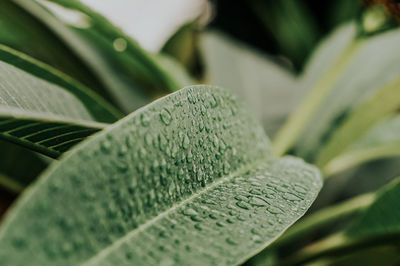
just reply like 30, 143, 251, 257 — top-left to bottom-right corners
273, 23, 359, 156
200, 32, 297, 136
0, 86, 322, 265
14, 0, 193, 112
0, 47, 110, 158
0, 140, 49, 193
346, 177, 400, 239
249, 0, 319, 68
0, 0, 111, 100
283, 177, 400, 265
323, 114, 400, 175
316, 74, 400, 167
275, 23, 400, 160
0, 44, 121, 123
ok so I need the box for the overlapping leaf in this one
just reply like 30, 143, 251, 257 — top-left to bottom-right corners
274, 23, 400, 161
323, 114, 400, 175
0, 45, 112, 157
200, 32, 297, 136
0, 86, 322, 265
14, 0, 193, 112
0, 140, 49, 193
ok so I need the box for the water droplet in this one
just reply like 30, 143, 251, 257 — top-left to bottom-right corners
160, 108, 172, 125
118, 144, 128, 157
234, 195, 248, 202
182, 134, 190, 149
216, 221, 225, 227
251, 228, 260, 235
183, 208, 198, 216
209, 94, 218, 108
236, 201, 251, 210
226, 237, 237, 245
158, 134, 168, 151
194, 223, 202, 231
223, 162, 230, 175
140, 113, 150, 126
226, 218, 234, 224
293, 183, 308, 194
267, 206, 283, 214
113, 37, 127, 52
100, 139, 112, 153
249, 196, 269, 207
251, 235, 263, 243
283, 192, 302, 201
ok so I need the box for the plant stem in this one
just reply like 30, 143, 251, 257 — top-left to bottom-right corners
273, 38, 364, 156
275, 192, 375, 246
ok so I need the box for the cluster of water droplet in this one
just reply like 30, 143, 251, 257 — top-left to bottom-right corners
0, 86, 278, 265
90, 158, 320, 266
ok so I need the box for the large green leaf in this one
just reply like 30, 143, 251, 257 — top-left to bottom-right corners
274, 23, 400, 160
323, 114, 400, 175
0, 86, 322, 265
200, 31, 297, 136
14, 0, 193, 112
0, 47, 111, 157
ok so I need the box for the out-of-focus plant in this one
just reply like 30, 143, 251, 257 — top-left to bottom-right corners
0, 0, 399, 265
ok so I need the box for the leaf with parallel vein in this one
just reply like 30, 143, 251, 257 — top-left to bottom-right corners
0, 47, 111, 157
0, 86, 322, 266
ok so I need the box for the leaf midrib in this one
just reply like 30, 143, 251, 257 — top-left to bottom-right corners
82, 156, 274, 265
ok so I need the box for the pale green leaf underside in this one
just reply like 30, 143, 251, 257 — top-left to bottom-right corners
324, 115, 400, 175
200, 31, 297, 136
291, 23, 400, 159
0, 86, 321, 265
0, 57, 107, 157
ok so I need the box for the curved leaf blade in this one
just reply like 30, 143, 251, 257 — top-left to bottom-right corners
15, 0, 194, 112
346, 177, 400, 239
275, 23, 400, 160
0, 44, 122, 123
200, 31, 297, 136
0, 54, 108, 157
324, 115, 400, 175
316, 75, 400, 168
0, 0, 111, 99
0, 86, 322, 265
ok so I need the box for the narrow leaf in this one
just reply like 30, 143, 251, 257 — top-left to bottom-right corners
15, 0, 193, 112
0, 0, 110, 100
273, 23, 359, 156
316, 75, 400, 168
0, 44, 121, 123
0, 51, 109, 157
284, 177, 400, 265
0, 86, 322, 265
200, 31, 297, 136
275, 23, 400, 160
346, 177, 400, 239
324, 114, 400, 175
